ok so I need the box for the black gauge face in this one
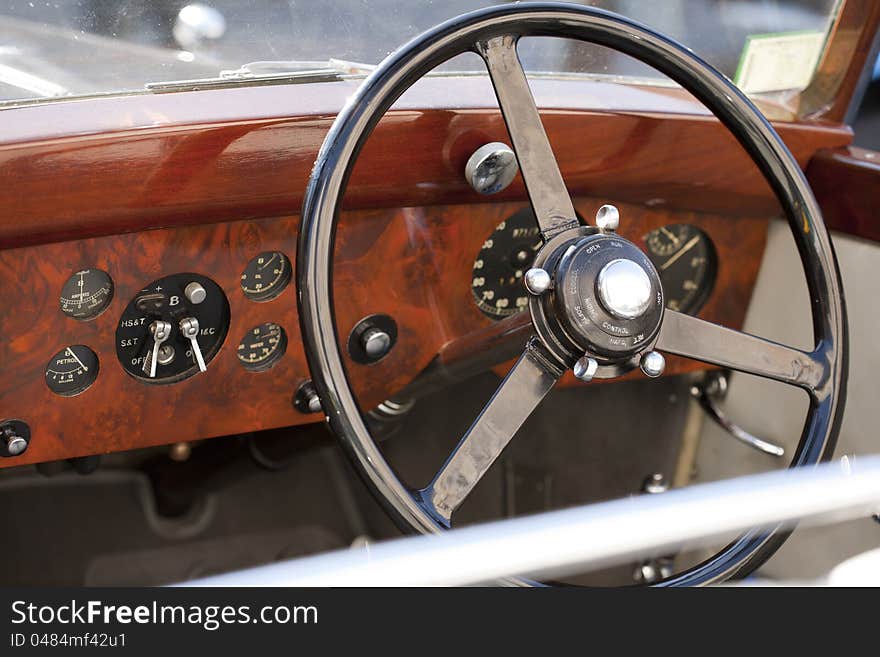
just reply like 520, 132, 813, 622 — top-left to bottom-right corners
116, 273, 230, 384
237, 322, 287, 372
241, 251, 292, 302
60, 269, 114, 320
643, 224, 717, 314
471, 207, 544, 320
45, 345, 99, 396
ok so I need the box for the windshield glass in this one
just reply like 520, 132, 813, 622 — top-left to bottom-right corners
0, 0, 843, 108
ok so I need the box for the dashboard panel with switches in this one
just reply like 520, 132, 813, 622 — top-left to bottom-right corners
0, 200, 767, 468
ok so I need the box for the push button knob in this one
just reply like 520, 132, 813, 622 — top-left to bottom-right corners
0, 420, 30, 457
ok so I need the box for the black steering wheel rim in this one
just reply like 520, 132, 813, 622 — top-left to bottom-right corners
297, 2, 847, 586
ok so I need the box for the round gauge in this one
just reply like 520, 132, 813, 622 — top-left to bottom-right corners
237, 322, 287, 372
240, 251, 292, 302
643, 224, 717, 314
60, 269, 114, 320
471, 207, 544, 320
45, 345, 99, 397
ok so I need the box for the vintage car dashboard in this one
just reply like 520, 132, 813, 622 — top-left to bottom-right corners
0, 74, 863, 469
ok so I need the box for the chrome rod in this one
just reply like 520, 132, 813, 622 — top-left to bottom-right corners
181, 457, 880, 587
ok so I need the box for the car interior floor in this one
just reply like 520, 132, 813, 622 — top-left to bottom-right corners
0, 372, 693, 586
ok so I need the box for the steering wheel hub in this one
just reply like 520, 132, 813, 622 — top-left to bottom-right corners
544, 232, 664, 360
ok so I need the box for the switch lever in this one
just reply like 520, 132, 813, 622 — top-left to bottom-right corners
180, 317, 207, 372
144, 320, 172, 378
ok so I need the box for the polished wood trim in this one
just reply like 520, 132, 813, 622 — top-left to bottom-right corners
806, 146, 880, 243
0, 199, 766, 468
0, 78, 850, 250
802, 0, 880, 122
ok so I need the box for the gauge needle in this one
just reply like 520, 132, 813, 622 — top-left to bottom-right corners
661, 235, 701, 271
66, 347, 88, 372
259, 254, 277, 271
660, 226, 681, 247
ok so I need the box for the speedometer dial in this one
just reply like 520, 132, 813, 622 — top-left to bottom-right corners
471, 208, 543, 320
643, 224, 717, 314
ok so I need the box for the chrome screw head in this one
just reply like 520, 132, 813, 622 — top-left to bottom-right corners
573, 356, 599, 382
640, 350, 666, 378
595, 204, 620, 232
524, 268, 551, 295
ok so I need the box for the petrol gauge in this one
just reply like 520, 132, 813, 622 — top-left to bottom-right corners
471, 207, 544, 320
237, 322, 287, 372
45, 345, 99, 396
643, 224, 717, 314
59, 269, 114, 320
240, 251, 292, 302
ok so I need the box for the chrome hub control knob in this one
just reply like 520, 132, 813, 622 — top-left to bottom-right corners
595, 204, 620, 232
597, 259, 653, 320
640, 350, 666, 378
524, 267, 551, 295
573, 356, 598, 382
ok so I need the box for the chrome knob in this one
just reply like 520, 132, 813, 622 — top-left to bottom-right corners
179, 317, 207, 373
595, 204, 620, 232
573, 356, 598, 382
2, 431, 26, 456
307, 394, 323, 414
640, 350, 666, 378
184, 281, 207, 305
596, 259, 653, 319
524, 268, 551, 295
361, 328, 391, 360
464, 142, 518, 195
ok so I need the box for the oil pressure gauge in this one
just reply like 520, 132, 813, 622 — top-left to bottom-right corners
241, 251, 292, 302
237, 322, 287, 371
45, 345, 99, 396
60, 269, 113, 320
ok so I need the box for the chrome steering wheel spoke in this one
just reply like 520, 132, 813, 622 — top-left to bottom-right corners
420, 338, 563, 525
656, 309, 826, 395
477, 35, 579, 240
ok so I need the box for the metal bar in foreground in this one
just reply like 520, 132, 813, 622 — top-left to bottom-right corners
181, 456, 880, 587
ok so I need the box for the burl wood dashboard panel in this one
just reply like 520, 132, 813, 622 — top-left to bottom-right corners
0, 199, 766, 468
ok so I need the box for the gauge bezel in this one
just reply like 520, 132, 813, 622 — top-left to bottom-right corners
45, 345, 100, 397
240, 251, 293, 302
59, 269, 114, 321
643, 224, 718, 316
237, 322, 288, 372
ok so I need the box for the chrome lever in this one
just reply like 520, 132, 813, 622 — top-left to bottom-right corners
691, 371, 785, 458
179, 317, 207, 373
143, 320, 172, 378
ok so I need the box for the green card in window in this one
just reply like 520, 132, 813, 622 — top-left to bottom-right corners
734, 31, 826, 94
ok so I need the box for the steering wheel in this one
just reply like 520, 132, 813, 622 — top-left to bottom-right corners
297, 2, 848, 585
